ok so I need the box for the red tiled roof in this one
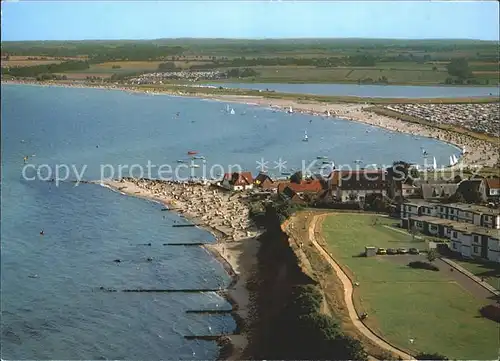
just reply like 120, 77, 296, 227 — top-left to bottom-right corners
486, 178, 500, 189
222, 172, 254, 186
278, 180, 323, 194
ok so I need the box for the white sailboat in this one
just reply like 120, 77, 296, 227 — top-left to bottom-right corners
326, 110, 331, 117
230, 108, 235, 115
226, 104, 230, 113
452, 154, 458, 164
302, 130, 308, 142
433, 157, 437, 169
287, 106, 293, 114
449, 155, 454, 167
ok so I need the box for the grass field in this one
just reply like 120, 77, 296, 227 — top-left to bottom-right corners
455, 259, 500, 290
321, 214, 498, 360
2, 55, 85, 67
16, 59, 497, 85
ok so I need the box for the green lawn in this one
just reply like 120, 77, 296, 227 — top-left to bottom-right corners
456, 259, 500, 291
322, 214, 498, 360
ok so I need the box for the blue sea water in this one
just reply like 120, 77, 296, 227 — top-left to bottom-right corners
1, 84, 459, 359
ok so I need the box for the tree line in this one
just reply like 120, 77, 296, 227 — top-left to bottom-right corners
1, 60, 90, 77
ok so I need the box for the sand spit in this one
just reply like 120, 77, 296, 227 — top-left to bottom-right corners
99, 177, 261, 359
214, 95, 499, 168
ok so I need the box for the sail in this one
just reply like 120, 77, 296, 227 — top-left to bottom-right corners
452, 154, 458, 164
433, 157, 437, 169
449, 155, 453, 166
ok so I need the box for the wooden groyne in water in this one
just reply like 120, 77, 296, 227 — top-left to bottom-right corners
163, 242, 207, 246
122, 288, 224, 293
96, 287, 225, 293
172, 224, 199, 228
186, 309, 233, 314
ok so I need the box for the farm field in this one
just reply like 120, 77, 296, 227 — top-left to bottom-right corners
2, 55, 85, 67
2, 39, 498, 85
321, 214, 498, 360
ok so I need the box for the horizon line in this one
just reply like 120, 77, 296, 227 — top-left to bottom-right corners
2, 36, 499, 43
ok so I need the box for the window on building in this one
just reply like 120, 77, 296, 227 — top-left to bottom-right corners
453, 231, 457, 238
473, 246, 479, 253
452, 243, 457, 249
474, 236, 479, 243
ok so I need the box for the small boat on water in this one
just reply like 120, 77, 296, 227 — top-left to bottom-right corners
354, 159, 363, 164
322, 160, 330, 164
317, 156, 328, 160
281, 171, 292, 176
187, 151, 198, 155
302, 130, 308, 142
192, 155, 205, 160
190, 164, 200, 168
287, 106, 293, 114
230, 108, 235, 115
177, 160, 186, 163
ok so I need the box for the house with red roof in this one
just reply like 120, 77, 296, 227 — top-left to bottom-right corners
253, 172, 276, 190
277, 179, 323, 203
221, 172, 254, 191
486, 178, 500, 198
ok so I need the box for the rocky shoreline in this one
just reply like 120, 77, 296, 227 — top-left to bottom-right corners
98, 177, 261, 360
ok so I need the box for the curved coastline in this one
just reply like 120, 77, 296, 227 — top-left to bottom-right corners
3, 79, 498, 170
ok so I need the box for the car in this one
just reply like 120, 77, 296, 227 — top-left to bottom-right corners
377, 248, 387, 255
387, 248, 398, 255
397, 248, 409, 254
409, 248, 420, 255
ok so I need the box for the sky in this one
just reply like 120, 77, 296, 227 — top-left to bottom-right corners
1, 1, 499, 41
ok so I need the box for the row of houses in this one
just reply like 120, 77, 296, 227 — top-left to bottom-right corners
401, 200, 499, 229
400, 200, 500, 262
218, 170, 500, 262
220, 170, 500, 206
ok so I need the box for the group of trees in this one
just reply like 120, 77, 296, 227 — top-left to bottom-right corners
267, 284, 368, 360
157, 62, 181, 72
188, 55, 378, 70
226, 67, 258, 78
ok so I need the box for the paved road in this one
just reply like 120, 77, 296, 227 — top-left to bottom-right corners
308, 214, 415, 361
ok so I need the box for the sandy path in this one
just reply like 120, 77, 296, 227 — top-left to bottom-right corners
308, 214, 415, 361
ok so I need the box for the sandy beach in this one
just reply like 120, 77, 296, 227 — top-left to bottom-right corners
99, 177, 261, 359
213, 95, 499, 168
4, 79, 498, 168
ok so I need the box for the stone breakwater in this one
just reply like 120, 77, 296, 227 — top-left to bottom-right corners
384, 103, 500, 137
110, 177, 260, 242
